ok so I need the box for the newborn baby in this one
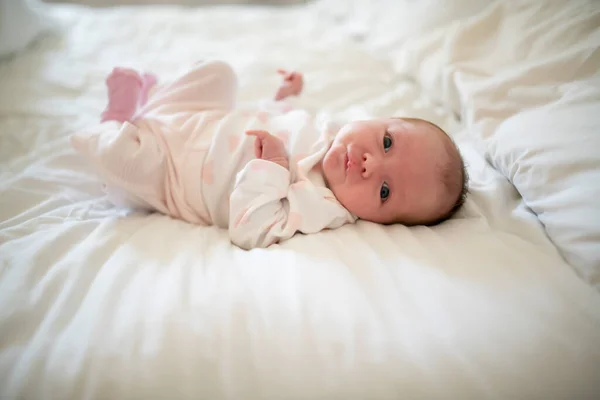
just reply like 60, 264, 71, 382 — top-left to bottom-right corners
72, 60, 467, 249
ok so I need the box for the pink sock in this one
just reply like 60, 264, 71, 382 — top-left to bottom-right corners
101, 68, 143, 123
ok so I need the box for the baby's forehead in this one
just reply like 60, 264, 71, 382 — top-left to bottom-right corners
388, 117, 439, 133
385, 117, 449, 149
392, 117, 454, 186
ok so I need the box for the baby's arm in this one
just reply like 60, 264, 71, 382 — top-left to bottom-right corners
229, 161, 354, 249
229, 130, 354, 249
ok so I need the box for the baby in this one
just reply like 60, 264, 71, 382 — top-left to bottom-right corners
71, 60, 468, 249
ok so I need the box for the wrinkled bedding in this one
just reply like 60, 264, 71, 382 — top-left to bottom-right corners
1, 2, 599, 399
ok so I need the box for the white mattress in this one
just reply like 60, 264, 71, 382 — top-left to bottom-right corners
1, 3, 599, 399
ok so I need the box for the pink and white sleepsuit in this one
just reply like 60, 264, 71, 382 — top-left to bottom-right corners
72, 60, 355, 249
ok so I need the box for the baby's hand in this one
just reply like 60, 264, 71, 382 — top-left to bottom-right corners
246, 130, 289, 170
274, 69, 303, 101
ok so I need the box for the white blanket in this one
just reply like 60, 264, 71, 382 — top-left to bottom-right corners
1, 3, 599, 399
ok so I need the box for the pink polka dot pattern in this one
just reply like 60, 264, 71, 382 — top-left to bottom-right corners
202, 161, 214, 185
256, 111, 270, 124
228, 135, 241, 152
287, 211, 302, 230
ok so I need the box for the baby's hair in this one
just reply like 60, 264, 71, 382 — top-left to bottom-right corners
436, 133, 469, 224
401, 118, 469, 225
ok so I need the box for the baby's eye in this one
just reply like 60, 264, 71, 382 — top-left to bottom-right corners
383, 133, 393, 152
380, 182, 390, 201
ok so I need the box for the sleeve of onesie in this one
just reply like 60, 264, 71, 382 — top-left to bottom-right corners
229, 159, 355, 250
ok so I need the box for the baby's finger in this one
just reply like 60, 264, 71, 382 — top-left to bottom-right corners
246, 130, 268, 139
253, 137, 263, 158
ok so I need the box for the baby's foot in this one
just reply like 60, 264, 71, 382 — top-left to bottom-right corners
139, 72, 158, 107
101, 67, 143, 123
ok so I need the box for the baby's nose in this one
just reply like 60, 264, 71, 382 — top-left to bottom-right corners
361, 153, 378, 179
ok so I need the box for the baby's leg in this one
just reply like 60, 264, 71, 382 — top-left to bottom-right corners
136, 60, 238, 117
71, 121, 170, 214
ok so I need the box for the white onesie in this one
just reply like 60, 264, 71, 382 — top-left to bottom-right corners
71, 60, 356, 249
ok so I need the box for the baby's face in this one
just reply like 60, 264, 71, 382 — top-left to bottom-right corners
322, 118, 450, 224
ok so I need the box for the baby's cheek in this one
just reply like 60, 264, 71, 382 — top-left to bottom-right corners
329, 182, 370, 216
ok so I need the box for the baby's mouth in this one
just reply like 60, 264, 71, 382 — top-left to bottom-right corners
344, 153, 349, 172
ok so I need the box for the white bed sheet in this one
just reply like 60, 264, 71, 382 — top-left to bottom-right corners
1, 3, 600, 399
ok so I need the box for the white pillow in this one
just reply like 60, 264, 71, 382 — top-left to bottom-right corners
391, 0, 600, 286
0, 0, 52, 58
489, 79, 600, 286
